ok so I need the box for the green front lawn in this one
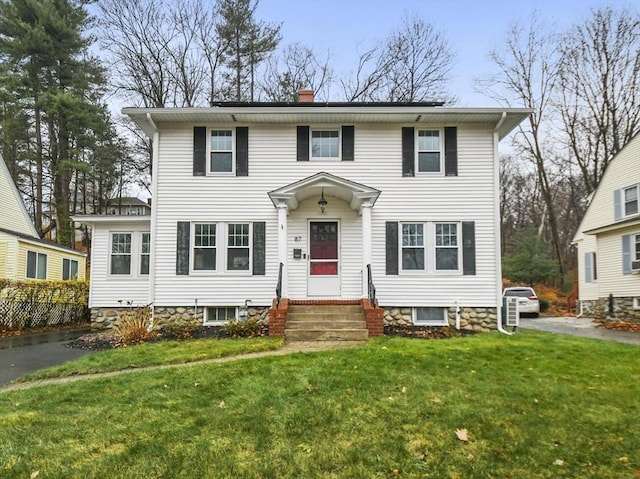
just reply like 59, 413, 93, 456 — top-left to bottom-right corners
1, 331, 638, 478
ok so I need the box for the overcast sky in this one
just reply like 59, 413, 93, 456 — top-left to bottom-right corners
256, 0, 637, 106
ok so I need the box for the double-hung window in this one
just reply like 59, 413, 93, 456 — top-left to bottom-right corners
194, 224, 217, 270
62, 258, 78, 280
624, 185, 639, 216
227, 223, 250, 271
435, 223, 459, 270
401, 223, 425, 270
26, 251, 47, 279
635, 234, 640, 261
110, 233, 132, 275
140, 233, 151, 275
417, 129, 442, 173
210, 130, 233, 173
311, 129, 339, 159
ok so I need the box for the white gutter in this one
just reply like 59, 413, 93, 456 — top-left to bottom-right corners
494, 112, 512, 335
146, 113, 160, 322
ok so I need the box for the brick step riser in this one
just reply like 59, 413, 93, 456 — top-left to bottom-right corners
286, 314, 366, 322
287, 306, 364, 315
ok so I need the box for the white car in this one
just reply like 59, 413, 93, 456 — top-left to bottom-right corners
503, 287, 540, 317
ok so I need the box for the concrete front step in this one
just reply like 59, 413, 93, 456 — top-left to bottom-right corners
285, 303, 369, 341
286, 319, 366, 330
285, 329, 369, 342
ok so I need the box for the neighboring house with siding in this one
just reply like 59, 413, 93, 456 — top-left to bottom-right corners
0, 156, 86, 281
74, 94, 530, 335
573, 133, 640, 321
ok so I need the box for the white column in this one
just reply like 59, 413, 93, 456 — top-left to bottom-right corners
277, 202, 289, 297
361, 201, 372, 297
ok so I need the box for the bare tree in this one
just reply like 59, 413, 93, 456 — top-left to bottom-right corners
342, 13, 455, 103
557, 6, 640, 194
483, 13, 567, 275
262, 43, 333, 101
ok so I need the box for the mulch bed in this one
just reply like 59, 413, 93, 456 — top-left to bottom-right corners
0, 322, 91, 339
384, 325, 475, 339
596, 320, 640, 332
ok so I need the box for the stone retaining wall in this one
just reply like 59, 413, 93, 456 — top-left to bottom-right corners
90, 305, 270, 330
384, 306, 498, 332
579, 297, 640, 322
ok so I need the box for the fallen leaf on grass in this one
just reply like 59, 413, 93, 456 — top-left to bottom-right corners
430, 397, 442, 404
31, 472, 40, 479
554, 459, 564, 466
219, 401, 226, 408
619, 456, 628, 463
401, 386, 407, 394
455, 429, 469, 442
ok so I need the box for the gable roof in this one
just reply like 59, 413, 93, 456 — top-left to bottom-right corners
573, 132, 640, 242
0, 154, 39, 237
0, 227, 86, 256
123, 105, 532, 141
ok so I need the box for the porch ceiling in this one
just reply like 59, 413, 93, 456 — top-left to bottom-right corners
268, 172, 381, 212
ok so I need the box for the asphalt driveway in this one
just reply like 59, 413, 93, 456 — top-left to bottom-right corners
0, 328, 92, 385
519, 316, 640, 345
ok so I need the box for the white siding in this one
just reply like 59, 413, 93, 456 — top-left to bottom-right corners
0, 157, 37, 236
89, 221, 150, 307
149, 122, 501, 309
575, 134, 640, 301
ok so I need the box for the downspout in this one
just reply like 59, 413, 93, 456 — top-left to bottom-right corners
455, 300, 461, 330
494, 112, 512, 335
146, 113, 160, 328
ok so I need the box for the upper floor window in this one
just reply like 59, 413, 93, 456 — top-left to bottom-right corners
110, 233, 132, 275
624, 185, 639, 216
312, 129, 340, 158
26, 251, 47, 279
635, 234, 640, 261
62, 258, 78, 280
435, 223, 459, 271
210, 130, 233, 173
140, 232, 151, 275
194, 223, 217, 270
401, 223, 425, 270
417, 130, 442, 173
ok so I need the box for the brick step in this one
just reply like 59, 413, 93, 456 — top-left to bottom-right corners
285, 329, 369, 342
286, 319, 366, 330
287, 305, 364, 315
286, 312, 365, 322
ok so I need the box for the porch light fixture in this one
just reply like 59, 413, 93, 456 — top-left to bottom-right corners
318, 188, 328, 214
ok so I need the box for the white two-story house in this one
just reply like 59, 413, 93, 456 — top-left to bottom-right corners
573, 133, 640, 321
75, 93, 530, 336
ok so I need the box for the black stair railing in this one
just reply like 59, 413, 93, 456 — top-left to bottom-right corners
275, 262, 283, 307
367, 264, 377, 306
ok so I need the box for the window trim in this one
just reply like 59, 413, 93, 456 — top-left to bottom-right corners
26, 250, 47, 279
413, 307, 449, 326
416, 128, 444, 174
208, 128, 235, 175
140, 232, 151, 276
400, 222, 426, 272
109, 232, 133, 276
433, 222, 462, 273
635, 234, 640, 261
203, 306, 237, 325
623, 184, 640, 217
310, 127, 341, 160
190, 222, 253, 275
62, 258, 79, 280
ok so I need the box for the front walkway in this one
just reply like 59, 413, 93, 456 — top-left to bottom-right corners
519, 316, 640, 345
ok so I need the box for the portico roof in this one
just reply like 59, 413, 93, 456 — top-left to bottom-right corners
268, 172, 381, 213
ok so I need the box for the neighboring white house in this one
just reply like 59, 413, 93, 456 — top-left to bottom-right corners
573, 133, 640, 321
74, 94, 530, 334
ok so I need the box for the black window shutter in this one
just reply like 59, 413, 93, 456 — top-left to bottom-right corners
342, 126, 354, 161
297, 126, 310, 161
402, 127, 414, 177
253, 221, 266, 275
193, 127, 207, 176
176, 222, 190, 275
462, 221, 476, 275
386, 222, 399, 275
444, 127, 458, 176
236, 127, 249, 176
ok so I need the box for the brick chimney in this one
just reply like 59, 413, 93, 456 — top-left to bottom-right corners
298, 89, 314, 103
